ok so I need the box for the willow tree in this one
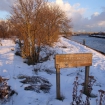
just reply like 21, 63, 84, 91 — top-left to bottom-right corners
10, 0, 72, 64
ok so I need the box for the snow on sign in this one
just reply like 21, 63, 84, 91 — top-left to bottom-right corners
55, 53, 92, 68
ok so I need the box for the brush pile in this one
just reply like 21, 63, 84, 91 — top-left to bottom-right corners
0, 76, 17, 100
18, 75, 52, 93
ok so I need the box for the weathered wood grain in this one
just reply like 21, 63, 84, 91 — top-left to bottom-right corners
55, 53, 92, 68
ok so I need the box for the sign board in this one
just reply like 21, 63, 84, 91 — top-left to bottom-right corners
55, 53, 92, 99
55, 53, 92, 68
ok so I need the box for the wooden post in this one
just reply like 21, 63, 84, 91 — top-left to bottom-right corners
55, 53, 92, 98
56, 66, 60, 99
83, 39, 85, 45
84, 66, 90, 95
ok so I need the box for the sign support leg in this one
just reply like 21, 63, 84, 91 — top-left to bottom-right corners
56, 67, 60, 99
84, 66, 90, 95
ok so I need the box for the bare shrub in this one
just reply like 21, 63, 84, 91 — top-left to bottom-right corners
10, 0, 72, 64
0, 76, 17, 103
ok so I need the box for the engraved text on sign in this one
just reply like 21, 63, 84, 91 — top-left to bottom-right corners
55, 53, 92, 68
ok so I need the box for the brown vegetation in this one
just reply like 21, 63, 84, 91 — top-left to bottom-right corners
0, 20, 9, 38
0, 76, 17, 101
8, 0, 72, 64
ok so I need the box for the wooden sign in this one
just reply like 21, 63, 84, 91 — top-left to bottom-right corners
55, 53, 92, 68
55, 53, 92, 99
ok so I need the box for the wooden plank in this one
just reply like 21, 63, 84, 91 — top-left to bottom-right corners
55, 53, 92, 68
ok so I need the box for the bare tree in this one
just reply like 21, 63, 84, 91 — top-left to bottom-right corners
38, 4, 72, 45
10, 0, 72, 64
0, 20, 9, 38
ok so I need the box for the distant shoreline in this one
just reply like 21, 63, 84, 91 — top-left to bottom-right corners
89, 35, 105, 39
64, 36, 105, 56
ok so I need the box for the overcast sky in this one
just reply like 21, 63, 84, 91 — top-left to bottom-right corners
0, 0, 105, 32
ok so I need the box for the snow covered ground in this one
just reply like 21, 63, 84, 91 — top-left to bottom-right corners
0, 37, 105, 105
